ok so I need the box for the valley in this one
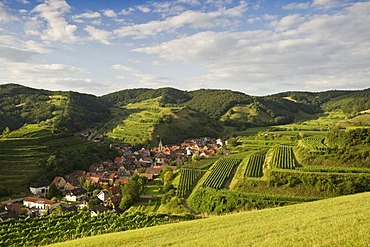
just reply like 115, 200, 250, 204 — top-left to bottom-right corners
1, 84, 370, 246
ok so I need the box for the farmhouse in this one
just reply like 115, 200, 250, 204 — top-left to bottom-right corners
65, 188, 87, 202
23, 197, 59, 210
29, 181, 50, 195
52, 176, 67, 190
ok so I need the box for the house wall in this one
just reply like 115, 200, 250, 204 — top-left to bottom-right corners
30, 186, 48, 195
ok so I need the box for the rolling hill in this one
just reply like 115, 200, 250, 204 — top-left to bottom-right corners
48, 192, 370, 247
2, 83, 370, 145
1, 83, 370, 196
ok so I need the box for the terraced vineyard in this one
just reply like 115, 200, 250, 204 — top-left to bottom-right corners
104, 98, 175, 145
301, 136, 328, 152
244, 152, 266, 178
177, 168, 203, 197
271, 145, 296, 169
203, 158, 242, 189
0, 125, 99, 195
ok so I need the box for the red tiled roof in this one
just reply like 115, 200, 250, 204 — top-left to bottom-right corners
23, 197, 55, 205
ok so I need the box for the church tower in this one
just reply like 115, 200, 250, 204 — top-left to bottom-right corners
158, 138, 163, 152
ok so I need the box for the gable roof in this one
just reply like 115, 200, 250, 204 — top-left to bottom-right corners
29, 180, 50, 188
91, 204, 108, 213
23, 197, 56, 205
68, 188, 87, 196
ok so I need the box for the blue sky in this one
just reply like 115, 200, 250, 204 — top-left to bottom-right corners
0, 0, 369, 96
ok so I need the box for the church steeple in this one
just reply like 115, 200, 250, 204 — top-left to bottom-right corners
158, 138, 163, 152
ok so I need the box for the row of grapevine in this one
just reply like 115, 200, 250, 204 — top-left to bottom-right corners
0, 211, 193, 246
202, 158, 242, 189
244, 152, 266, 178
302, 136, 328, 152
177, 168, 203, 197
271, 145, 296, 169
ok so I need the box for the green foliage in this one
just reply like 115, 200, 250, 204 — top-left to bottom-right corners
202, 158, 242, 189
0, 211, 193, 246
186, 89, 252, 119
268, 170, 370, 195
301, 136, 328, 152
183, 158, 217, 169
0, 84, 111, 134
187, 187, 246, 214
177, 168, 203, 198
56, 92, 111, 132
47, 182, 62, 199
322, 88, 370, 115
244, 152, 266, 178
120, 174, 147, 211
102, 87, 191, 107
187, 187, 313, 214
270, 145, 296, 169
47, 193, 370, 247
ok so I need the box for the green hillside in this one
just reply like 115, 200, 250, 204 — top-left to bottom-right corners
0, 124, 114, 196
49, 192, 370, 247
2, 83, 370, 197
0, 84, 111, 133
99, 97, 222, 146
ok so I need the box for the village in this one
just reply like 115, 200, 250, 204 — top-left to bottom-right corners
0, 137, 227, 221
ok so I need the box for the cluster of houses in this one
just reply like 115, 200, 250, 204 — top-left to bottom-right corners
0, 137, 226, 221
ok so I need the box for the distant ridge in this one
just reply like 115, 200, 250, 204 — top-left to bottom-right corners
1, 83, 370, 145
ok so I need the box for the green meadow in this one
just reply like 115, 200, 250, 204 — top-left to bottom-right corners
48, 192, 370, 247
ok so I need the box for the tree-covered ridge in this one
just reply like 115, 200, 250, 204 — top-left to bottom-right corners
56, 92, 111, 132
102, 87, 192, 107
2, 83, 370, 136
0, 84, 111, 133
0, 84, 53, 132
101, 88, 152, 107
185, 89, 253, 119
271, 90, 351, 109
322, 88, 370, 115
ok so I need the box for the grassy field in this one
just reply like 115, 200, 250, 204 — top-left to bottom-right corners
49, 192, 370, 247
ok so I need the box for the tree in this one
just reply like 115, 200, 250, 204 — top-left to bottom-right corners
163, 170, 173, 185
47, 183, 62, 199
227, 137, 238, 147
119, 174, 147, 211
2, 127, 10, 136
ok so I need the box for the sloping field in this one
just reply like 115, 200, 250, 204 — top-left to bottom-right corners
49, 192, 370, 247
0, 125, 96, 194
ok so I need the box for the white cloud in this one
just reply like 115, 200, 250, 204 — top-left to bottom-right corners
283, 2, 310, 10
31, 0, 78, 43
134, 2, 370, 94
84, 26, 111, 45
112, 64, 173, 88
102, 9, 117, 18
120, 7, 135, 15
114, 2, 247, 38
112, 64, 140, 73
0, 35, 52, 62
284, 0, 352, 10
176, 0, 201, 6
262, 14, 278, 21
270, 14, 306, 31
137, 6, 151, 13
74, 11, 101, 19
0, 2, 19, 22
312, 0, 342, 7
24, 40, 53, 54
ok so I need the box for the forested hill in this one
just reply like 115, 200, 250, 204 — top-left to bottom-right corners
1, 83, 370, 136
0, 84, 110, 133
